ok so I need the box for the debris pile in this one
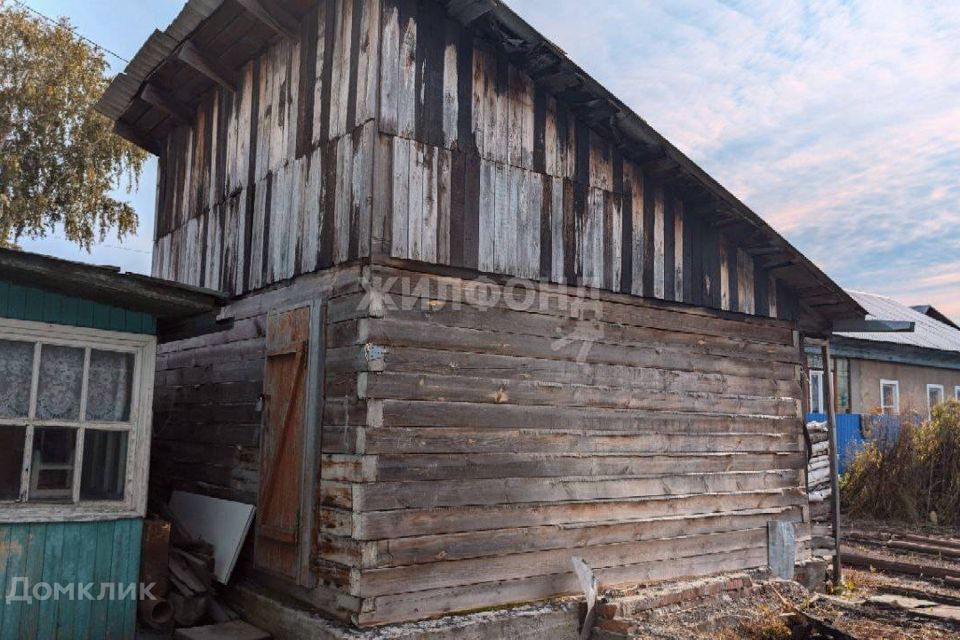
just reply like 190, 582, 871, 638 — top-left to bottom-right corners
139, 491, 257, 636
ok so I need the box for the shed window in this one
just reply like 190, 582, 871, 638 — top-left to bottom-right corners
880, 380, 899, 416
0, 319, 154, 521
927, 384, 945, 419
809, 370, 824, 414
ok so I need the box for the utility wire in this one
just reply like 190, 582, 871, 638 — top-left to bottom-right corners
9, 0, 130, 64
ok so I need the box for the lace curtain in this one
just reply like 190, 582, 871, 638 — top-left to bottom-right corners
36, 345, 84, 420
86, 350, 134, 422
0, 339, 33, 418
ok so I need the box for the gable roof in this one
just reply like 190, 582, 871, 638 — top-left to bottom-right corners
0, 248, 226, 319
839, 291, 960, 355
96, 0, 864, 330
911, 304, 960, 331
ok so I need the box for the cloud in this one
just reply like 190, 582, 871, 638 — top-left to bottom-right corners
513, 0, 960, 322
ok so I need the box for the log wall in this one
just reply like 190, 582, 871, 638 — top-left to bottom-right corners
322, 265, 810, 626
151, 265, 368, 618
149, 0, 801, 324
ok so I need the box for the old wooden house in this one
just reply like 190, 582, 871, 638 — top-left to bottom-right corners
96, 0, 866, 630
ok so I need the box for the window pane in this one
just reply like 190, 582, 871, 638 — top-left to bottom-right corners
29, 427, 76, 502
36, 345, 85, 420
836, 359, 851, 412
85, 351, 134, 422
80, 430, 128, 501
0, 426, 25, 500
930, 387, 943, 408
882, 383, 897, 415
810, 373, 823, 413
0, 339, 34, 418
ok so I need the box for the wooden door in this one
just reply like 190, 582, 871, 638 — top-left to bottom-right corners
255, 306, 310, 581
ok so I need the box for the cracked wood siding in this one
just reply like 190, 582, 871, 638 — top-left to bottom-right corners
322, 265, 809, 626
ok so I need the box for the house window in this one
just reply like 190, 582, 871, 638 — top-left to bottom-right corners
835, 358, 851, 413
955, 386, 960, 401
809, 370, 825, 414
0, 319, 154, 522
880, 379, 899, 416
927, 384, 945, 419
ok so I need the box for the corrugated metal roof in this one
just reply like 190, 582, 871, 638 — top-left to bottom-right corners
94, 0, 223, 120
838, 291, 960, 353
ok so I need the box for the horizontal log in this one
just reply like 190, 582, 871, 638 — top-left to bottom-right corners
356, 488, 807, 539
842, 549, 960, 583
358, 426, 800, 455
158, 337, 264, 369
157, 317, 264, 354
352, 451, 806, 482
358, 371, 797, 416
845, 533, 960, 560
358, 545, 771, 626
370, 345, 800, 397
328, 291, 799, 363
333, 470, 803, 511
158, 359, 264, 386
360, 528, 772, 597
377, 400, 800, 433
361, 266, 795, 344
349, 318, 798, 381
369, 507, 804, 568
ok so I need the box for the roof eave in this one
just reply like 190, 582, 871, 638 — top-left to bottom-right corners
0, 248, 226, 320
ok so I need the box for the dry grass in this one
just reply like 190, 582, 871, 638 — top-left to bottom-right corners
842, 400, 960, 526
715, 605, 791, 640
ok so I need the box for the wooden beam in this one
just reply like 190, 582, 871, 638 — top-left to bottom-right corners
140, 83, 194, 124
176, 41, 240, 93
821, 342, 842, 588
234, 0, 298, 38
113, 121, 160, 155
831, 319, 914, 333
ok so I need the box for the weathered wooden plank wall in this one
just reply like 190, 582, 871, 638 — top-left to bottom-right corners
150, 0, 799, 323
321, 265, 809, 626
370, 0, 793, 321
0, 519, 142, 640
152, 0, 381, 295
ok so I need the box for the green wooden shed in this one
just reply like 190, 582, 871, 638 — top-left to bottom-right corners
0, 248, 222, 639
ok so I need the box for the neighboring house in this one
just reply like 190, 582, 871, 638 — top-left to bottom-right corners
0, 248, 221, 638
808, 291, 960, 421
96, 0, 866, 631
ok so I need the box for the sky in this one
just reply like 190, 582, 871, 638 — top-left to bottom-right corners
16, 0, 960, 321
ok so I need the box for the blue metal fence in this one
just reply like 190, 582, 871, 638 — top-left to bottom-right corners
804, 413, 907, 474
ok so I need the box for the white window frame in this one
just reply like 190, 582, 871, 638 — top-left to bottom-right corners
880, 379, 900, 416
955, 385, 960, 401
0, 318, 155, 522
927, 384, 945, 419
809, 370, 825, 414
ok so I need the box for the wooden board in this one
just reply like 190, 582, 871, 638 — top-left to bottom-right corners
169, 491, 255, 584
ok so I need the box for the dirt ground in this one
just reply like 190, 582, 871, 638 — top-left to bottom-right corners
625, 520, 960, 639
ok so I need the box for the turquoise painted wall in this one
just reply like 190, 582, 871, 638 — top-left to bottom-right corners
0, 518, 142, 640
0, 281, 156, 335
